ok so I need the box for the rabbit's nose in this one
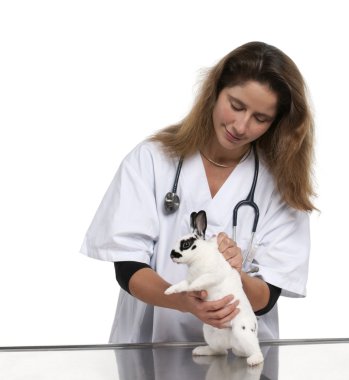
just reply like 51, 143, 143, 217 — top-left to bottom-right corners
170, 250, 182, 259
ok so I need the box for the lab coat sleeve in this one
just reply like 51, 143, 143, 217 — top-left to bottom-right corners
253, 190, 311, 298
80, 143, 160, 264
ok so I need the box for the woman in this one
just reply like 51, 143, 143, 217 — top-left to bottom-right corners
80, 41, 315, 343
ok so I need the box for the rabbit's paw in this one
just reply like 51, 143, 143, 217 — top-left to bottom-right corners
246, 352, 264, 366
164, 280, 189, 295
164, 286, 176, 295
192, 345, 227, 356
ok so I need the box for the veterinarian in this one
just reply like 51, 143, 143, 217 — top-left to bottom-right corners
81, 41, 315, 343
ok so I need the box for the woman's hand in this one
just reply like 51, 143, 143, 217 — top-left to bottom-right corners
181, 290, 240, 329
217, 232, 243, 273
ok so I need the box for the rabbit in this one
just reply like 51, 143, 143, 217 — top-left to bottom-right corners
164, 210, 264, 366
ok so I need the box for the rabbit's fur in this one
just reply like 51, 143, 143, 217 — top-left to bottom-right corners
165, 210, 263, 366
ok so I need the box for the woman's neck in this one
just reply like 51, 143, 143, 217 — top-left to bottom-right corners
201, 141, 251, 168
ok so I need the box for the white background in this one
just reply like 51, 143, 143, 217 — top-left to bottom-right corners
0, 0, 348, 346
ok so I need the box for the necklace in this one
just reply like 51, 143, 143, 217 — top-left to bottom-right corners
200, 147, 251, 168
200, 151, 237, 168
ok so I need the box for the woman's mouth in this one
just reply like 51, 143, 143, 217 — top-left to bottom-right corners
224, 125, 241, 143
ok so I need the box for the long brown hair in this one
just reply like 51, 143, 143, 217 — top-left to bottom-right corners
150, 41, 316, 211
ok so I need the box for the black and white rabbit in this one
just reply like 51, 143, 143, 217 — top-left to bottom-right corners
165, 210, 263, 366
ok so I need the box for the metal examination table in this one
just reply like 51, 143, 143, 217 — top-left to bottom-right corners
1, 338, 349, 379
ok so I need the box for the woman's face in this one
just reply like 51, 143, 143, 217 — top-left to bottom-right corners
211, 81, 278, 154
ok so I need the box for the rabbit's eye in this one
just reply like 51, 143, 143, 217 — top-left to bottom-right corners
180, 237, 196, 251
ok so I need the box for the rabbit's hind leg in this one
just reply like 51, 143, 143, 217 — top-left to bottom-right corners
192, 325, 231, 356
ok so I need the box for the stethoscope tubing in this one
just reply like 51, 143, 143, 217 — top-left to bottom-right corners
172, 157, 184, 193
232, 143, 260, 237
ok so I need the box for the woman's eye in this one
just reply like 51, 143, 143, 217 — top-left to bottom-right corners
230, 103, 244, 111
255, 116, 267, 123
255, 115, 272, 123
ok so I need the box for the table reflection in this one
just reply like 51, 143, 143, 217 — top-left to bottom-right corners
2, 339, 349, 380
114, 343, 279, 379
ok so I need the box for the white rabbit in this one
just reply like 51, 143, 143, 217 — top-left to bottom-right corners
165, 210, 264, 366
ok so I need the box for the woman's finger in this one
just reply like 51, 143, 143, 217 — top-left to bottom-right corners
209, 306, 240, 329
201, 294, 235, 312
217, 232, 236, 251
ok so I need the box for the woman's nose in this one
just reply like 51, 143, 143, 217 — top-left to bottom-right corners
232, 114, 250, 136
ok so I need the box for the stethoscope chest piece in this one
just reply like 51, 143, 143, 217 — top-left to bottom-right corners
164, 192, 180, 213
164, 157, 184, 213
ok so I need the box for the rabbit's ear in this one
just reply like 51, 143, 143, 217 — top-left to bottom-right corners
190, 212, 197, 231
190, 210, 207, 239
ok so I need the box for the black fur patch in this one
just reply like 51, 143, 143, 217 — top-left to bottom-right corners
191, 245, 197, 250
170, 250, 182, 259
180, 237, 196, 251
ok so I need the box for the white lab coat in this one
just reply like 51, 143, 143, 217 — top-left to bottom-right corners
80, 140, 310, 343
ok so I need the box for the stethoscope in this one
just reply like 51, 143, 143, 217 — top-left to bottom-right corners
164, 144, 260, 272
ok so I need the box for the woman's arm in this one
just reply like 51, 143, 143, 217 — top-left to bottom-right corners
240, 272, 270, 312
217, 232, 271, 312
128, 267, 240, 329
